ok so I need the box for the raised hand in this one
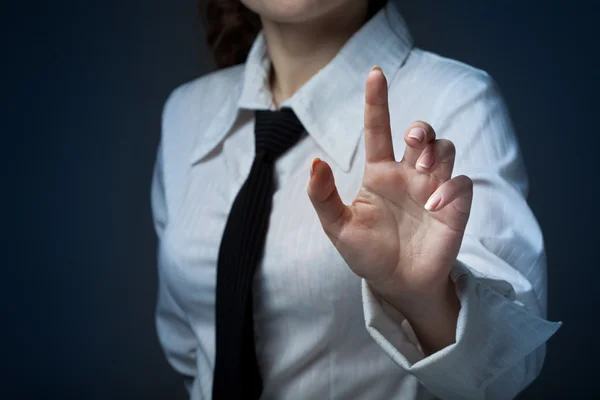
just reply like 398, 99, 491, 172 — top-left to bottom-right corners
307, 67, 473, 345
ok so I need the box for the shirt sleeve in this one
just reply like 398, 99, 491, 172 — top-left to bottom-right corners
152, 137, 197, 390
361, 70, 562, 400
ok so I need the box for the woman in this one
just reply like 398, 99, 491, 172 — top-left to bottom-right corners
151, 0, 561, 399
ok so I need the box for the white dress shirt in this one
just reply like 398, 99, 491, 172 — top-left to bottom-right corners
151, 2, 561, 399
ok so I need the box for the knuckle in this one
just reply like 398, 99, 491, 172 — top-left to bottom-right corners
366, 120, 390, 132
458, 174, 473, 189
435, 139, 456, 162
437, 139, 456, 153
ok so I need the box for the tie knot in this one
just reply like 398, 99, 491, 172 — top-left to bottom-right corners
254, 108, 306, 163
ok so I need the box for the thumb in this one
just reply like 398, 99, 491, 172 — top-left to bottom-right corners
307, 158, 351, 238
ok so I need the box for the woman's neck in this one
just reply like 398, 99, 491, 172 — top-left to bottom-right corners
260, 2, 369, 108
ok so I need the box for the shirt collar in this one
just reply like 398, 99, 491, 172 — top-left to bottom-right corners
190, 1, 413, 172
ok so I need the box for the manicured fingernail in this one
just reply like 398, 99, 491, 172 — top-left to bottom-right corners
417, 152, 434, 169
408, 127, 425, 142
369, 65, 384, 80
424, 192, 442, 211
310, 157, 321, 177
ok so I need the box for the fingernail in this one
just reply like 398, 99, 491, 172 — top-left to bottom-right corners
408, 127, 425, 142
369, 65, 384, 78
310, 157, 321, 178
417, 152, 434, 169
424, 192, 442, 211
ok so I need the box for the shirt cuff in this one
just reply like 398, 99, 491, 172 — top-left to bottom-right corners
361, 259, 562, 399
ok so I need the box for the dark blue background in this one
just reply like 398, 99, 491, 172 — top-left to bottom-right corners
3, 0, 596, 398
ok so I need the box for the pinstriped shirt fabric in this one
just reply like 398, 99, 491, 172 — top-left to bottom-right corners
151, 1, 561, 399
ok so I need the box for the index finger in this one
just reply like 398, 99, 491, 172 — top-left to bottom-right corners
364, 66, 395, 164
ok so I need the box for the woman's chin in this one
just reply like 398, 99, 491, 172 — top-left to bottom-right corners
241, 0, 357, 24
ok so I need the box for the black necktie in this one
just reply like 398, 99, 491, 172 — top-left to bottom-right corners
212, 108, 306, 399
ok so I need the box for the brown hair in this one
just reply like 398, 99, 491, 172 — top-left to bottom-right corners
199, 0, 389, 69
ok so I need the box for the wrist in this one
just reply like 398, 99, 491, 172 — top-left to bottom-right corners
370, 276, 461, 355
368, 275, 457, 320
405, 276, 460, 324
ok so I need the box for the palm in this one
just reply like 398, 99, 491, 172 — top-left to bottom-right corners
340, 160, 466, 294
308, 67, 473, 298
